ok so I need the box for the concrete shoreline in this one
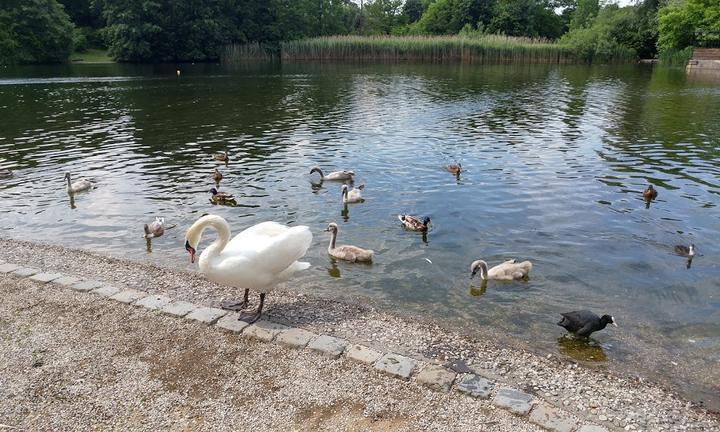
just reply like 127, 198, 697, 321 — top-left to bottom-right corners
1, 238, 718, 431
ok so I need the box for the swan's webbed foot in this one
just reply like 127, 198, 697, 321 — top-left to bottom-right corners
221, 289, 250, 311
221, 300, 249, 311
238, 293, 265, 324
238, 311, 262, 324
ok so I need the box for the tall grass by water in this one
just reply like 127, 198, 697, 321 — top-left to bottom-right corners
223, 42, 277, 63
223, 35, 638, 65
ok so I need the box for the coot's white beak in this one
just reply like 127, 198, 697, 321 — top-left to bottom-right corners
612, 316, 618, 327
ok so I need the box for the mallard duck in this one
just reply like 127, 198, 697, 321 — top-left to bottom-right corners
144, 217, 165, 238
209, 187, 236, 204
214, 151, 229, 162
446, 163, 462, 174
470, 259, 532, 281
341, 184, 364, 204
310, 166, 355, 181
64, 173, 94, 194
643, 185, 658, 200
213, 168, 223, 184
185, 214, 312, 323
558, 310, 617, 338
675, 244, 695, 258
325, 222, 373, 263
398, 214, 431, 231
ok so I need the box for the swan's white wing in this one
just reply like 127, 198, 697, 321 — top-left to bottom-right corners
250, 225, 313, 275
224, 221, 291, 253
222, 222, 312, 274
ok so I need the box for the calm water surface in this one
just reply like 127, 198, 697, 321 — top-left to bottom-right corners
1, 62, 718, 406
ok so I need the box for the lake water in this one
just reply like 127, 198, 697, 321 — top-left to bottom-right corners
1, 62, 718, 407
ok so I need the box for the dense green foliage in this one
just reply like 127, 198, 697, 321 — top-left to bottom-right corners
0, 0, 715, 64
657, 0, 720, 54
0, 0, 75, 64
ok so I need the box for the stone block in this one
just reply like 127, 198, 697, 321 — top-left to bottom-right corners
71, 280, 104, 293
529, 403, 577, 432
52, 275, 80, 287
346, 344, 383, 365
215, 313, 250, 333
109, 289, 146, 304
186, 307, 227, 324
577, 425, 609, 432
13, 267, 40, 277
91, 285, 121, 298
0, 263, 20, 274
243, 320, 288, 342
456, 374, 493, 399
161, 301, 197, 317
307, 335, 347, 358
492, 387, 534, 416
29, 273, 63, 284
276, 328, 316, 349
135, 295, 172, 310
374, 353, 417, 380
415, 364, 456, 392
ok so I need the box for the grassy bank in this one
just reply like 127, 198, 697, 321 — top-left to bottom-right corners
70, 48, 114, 63
223, 35, 637, 65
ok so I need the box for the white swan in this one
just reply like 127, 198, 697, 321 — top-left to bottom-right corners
64, 172, 93, 194
470, 259, 532, 281
342, 184, 364, 204
184, 215, 312, 322
310, 166, 354, 181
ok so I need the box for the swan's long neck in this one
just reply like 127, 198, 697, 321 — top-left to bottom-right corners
311, 167, 324, 178
65, 175, 72, 189
476, 261, 489, 280
192, 216, 231, 273
328, 230, 337, 251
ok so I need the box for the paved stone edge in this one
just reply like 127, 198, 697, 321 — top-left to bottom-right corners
1, 262, 605, 430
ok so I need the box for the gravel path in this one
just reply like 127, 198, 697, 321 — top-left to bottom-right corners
0, 274, 539, 431
1, 238, 718, 431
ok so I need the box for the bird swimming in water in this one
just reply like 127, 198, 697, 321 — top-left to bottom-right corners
309, 166, 355, 181
213, 168, 223, 184
144, 217, 165, 238
446, 163, 462, 175
643, 184, 658, 201
674, 244, 695, 258
398, 214, 431, 232
214, 151, 229, 162
558, 310, 616, 338
209, 187, 236, 205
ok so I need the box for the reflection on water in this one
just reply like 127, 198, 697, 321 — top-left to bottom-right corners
469, 283, 487, 297
0, 62, 719, 407
557, 336, 608, 362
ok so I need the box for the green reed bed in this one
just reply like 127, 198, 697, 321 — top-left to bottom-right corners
223, 42, 276, 63
279, 35, 581, 64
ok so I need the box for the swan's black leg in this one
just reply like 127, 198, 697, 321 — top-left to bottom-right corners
239, 293, 265, 324
221, 289, 250, 311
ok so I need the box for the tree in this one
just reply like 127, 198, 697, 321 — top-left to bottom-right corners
657, 0, 720, 53
0, 0, 75, 64
363, 0, 403, 34
560, 5, 637, 63
418, 0, 496, 34
402, 0, 424, 23
488, 0, 563, 39
569, 0, 598, 30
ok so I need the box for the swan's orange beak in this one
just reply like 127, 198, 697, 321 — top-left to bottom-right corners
185, 240, 196, 263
